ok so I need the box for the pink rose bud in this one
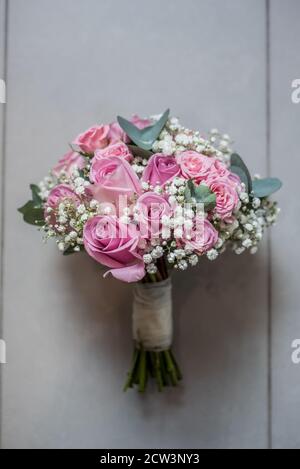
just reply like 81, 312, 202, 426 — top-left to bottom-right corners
176, 151, 215, 183
94, 142, 133, 163
52, 151, 85, 177
45, 184, 80, 229
108, 122, 130, 144
130, 115, 152, 129
73, 124, 110, 154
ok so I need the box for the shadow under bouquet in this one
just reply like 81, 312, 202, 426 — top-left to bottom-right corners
19, 109, 282, 392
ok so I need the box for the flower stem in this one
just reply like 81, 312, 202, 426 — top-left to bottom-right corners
124, 347, 182, 393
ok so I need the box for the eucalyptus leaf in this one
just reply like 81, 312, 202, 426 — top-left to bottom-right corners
117, 109, 170, 150
230, 165, 249, 192
127, 144, 153, 160
230, 153, 252, 193
252, 177, 282, 198
194, 185, 216, 212
185, 180, 216, 212
30, 184, 42, 206
184, 180, 193, 201
78, 169, 90, 182
18, 200, 45, 226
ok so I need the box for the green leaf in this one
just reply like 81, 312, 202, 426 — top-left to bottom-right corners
252, 177, 282, 198
18, 200, 45, 226
117, 109, 170, 150
230, 153, 252, 193
127, 144, 153, 160
184, 180, 193, 201
30, 184, 42, 206
185, 180, 216, 212
78, 169, 90, 182
230, 165, 249, 191
194, 184, 216, 212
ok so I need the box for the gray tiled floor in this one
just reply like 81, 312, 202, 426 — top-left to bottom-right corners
0, 0, 299, 449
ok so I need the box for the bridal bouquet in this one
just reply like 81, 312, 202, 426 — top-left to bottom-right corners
19, 109, 282, 392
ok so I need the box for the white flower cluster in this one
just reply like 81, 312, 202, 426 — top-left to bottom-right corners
38, 174, 56, 200
144, 241, 200, 273
40, 167, 101, 254
44, 197, 100, 254
230, 196, 280, 255
152, 117, 232, 165
131, 156, 148, 176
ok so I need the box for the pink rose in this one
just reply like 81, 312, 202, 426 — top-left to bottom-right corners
206, 160, 242, 189
46, 184, 79, 209
208, 179, 240, 220
94, 142, 132, 163
73, 124, 110, 153
83, 215, 145, 283
90, 156, 142, 205
209, 159, 230, 179
136, 192, 172, 239
108, 122, 130, 144
142, 154, 180, 187
45, 184, 80, 229
52, 151, 85, 177
184, 219, 218, 254
131, 114, 152, 129
177, 151, 215, 182
227, 171, 242, 187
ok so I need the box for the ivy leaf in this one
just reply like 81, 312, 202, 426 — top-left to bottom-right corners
18, 200, 45, 226
252, 178, 282, 198
117, 109, 170, 150
30, 184, 42, 206
185, 180, 216, 212
230, 153, 252, 193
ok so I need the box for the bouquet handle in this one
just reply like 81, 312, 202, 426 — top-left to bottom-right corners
124, 277, 182, 392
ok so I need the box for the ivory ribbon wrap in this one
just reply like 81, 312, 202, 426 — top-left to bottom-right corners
132, 278, 173, 351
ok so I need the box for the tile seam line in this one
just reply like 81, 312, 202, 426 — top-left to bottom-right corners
0, 0, 9, 450
265, 0, 272, 451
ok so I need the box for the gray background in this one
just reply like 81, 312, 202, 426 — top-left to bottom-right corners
0, 0, 299, 449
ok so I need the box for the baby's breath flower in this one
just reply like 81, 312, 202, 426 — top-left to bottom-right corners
207, 249, 218, 261
143, 254, 153, 265
146, 263, 158, 275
